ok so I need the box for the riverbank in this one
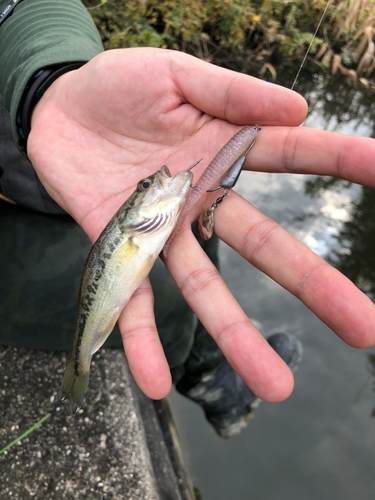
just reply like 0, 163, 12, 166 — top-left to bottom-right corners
0, 347, 197, 499
83, 0, 375, 91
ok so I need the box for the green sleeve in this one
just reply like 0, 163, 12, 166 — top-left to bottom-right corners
0, 0, 104, 145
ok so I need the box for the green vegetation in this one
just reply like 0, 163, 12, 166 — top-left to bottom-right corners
83, 0, 375, 88
83, 0, 324, 56
0, 413, 51, 455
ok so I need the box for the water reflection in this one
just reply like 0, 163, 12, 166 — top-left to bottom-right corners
310, 182, 375, 300
304, 73, 375, 135
259, 59, 375, 133
368, 354, 375, 417
291, 66, 375, 298
300, 68, 375, 415
303, 179, 375, 288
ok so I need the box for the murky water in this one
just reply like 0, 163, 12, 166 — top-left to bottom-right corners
169, 70, 375, 499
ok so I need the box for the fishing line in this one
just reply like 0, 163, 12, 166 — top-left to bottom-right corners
291, 0, 332, 90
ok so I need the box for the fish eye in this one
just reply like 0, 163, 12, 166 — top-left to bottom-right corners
137, 178, 152, 191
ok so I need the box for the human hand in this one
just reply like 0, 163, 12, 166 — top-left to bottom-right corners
28, 47, 375, 402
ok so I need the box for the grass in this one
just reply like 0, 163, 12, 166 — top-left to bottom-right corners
0, 413, 51, 455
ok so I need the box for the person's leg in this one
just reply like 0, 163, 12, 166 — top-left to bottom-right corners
0, 200, 123, 350
177, 332, 303, 438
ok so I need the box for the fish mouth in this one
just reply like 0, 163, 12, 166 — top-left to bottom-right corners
159, 165, 172, 178
156, 165, 192, 196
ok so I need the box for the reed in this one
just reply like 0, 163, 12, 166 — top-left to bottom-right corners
314, 0, 375, 90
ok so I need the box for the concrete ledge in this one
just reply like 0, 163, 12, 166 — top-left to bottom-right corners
0, 346, 196, 499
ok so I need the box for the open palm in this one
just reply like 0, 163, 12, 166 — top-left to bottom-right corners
28, 48, 375, 401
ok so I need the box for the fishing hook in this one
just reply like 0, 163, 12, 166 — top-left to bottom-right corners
186, 158, 203, 171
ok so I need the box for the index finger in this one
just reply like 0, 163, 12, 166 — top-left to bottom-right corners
246, 126, 375, 187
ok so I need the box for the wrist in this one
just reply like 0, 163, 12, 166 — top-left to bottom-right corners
17, 63, 85, 152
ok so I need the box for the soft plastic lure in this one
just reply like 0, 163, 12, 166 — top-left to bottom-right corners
163, 125, 259, 252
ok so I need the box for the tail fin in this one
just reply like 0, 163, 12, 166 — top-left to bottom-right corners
60, 357, 90, 414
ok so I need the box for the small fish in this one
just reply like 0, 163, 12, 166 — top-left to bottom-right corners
163, 125, 259, 254
61, 165, 193, 413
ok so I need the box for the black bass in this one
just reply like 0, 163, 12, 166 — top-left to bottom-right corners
61, 165, 193, 413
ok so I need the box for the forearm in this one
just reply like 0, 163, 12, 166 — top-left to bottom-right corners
0, 0, 103, 150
